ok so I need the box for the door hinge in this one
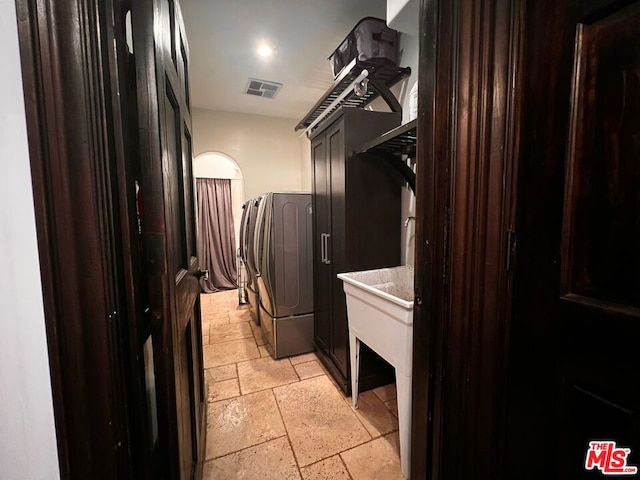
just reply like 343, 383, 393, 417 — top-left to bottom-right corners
506, 230, 517, 271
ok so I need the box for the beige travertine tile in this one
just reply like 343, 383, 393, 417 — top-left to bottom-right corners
249, 320, 266, 346
202, 299, 228, 311
202, 335, 210, 346
202, 296, 236, 315
289, 352, 318, 365
300, 455, 351, 480
203, 288, 404, 479
202, 289, 237, 304
259, 346, 270, 357
206, 364, 237, 383
327, 372, 349, 399
203, 312, 230, 326
294, 361, 325, 380
372, 384, 396, 403
206, 390, 286, 459
224, 300, 244, 312
237, 356, 299, 394
200, 293, 216, 306
216, 289, 239, 302
274, 376, 371, 467
385, 399, 398, 418
229, 307, 253, 324
306, 357, 337, 382
346, 391, 398, 438
201, 293, 228, 308
210, 322, 253, 344
207, 378, 240, 403
203, 436, 300, 480
340, 433, 402, 480
204, 339, 260, 368
200, 318, 211, 335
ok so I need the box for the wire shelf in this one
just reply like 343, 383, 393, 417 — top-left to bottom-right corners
295, 59, 411, 133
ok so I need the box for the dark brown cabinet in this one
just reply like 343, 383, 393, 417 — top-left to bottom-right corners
310, 108, 402, 394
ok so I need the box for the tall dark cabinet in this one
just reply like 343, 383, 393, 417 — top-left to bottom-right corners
310, 107, 402, 394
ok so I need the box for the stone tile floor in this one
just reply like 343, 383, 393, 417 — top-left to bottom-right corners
201, 290, 402, 480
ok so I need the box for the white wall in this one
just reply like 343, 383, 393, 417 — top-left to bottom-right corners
194, 153, 243, 180
192, 109, 308, 201
0, 2, 60, 479
397, 33, 419, 266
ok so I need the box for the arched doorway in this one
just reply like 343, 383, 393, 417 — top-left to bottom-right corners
194, 152, 244, 292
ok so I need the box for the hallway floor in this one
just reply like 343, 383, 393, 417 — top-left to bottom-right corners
201, 290, 403, 480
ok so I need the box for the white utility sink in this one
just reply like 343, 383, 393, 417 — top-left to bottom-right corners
338, 266, 414, 479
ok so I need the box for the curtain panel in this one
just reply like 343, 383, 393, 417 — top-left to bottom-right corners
196, 178, 238, 292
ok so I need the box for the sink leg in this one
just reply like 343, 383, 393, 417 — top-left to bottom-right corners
349, 333, 360, 408
396, 370, 412, 479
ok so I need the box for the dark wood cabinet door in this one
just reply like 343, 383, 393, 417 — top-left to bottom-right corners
132, 0, 204, 478
505, 1, 640, 478
312, 134, 332, 353
326, 121, 350, 378
309, 109, 401, 394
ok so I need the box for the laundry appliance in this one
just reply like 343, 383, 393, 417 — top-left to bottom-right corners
254, 192, 315, 358
243, 195, 264, 325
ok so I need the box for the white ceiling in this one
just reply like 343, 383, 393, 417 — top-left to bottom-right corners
180, 0, 387, 120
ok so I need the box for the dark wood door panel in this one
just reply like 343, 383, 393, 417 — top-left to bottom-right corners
505, 0, 640, 478
15, 0, 140, 476
176, 24, 190, 111
310, 110, 400, 396
166, 0, 177, 66
562, 1, 640, 311
560, 379, 636, 478
164, 83, 188, 275
327, 122, 348, 376
182, 126, 196, 260
406, 0, 640, 478
176, 319, 195, 479
312, 136, 331, 352
133, 0, 203, 478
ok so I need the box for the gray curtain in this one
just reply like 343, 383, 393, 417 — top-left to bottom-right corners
196, 178, 238, 292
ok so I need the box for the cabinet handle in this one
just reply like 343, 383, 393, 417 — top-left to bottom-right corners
320, 233, 326, 263
325, 233, 331, 265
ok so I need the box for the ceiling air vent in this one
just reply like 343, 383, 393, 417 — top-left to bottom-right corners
245, 78, 282, 99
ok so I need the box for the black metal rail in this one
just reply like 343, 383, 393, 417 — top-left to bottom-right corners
359, 119, 417, 192
295, 59, 411, 132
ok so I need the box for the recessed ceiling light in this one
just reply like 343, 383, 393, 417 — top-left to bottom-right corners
256, 43, 275, 58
